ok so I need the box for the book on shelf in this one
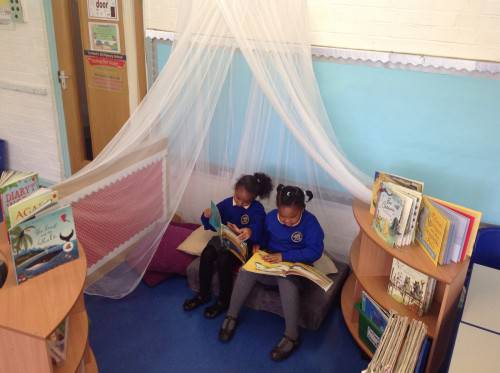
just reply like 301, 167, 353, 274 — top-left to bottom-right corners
8, 203, 79, 284
364, 312, 429, 373
371, 173, 423, 248
361, 291, 389, 333
209, 200, 248, 263
370, 171, 424, 216
0, 170, 39, 232
428, 197, 482, 261
387, 258, 436, 316
242, 251, 333, 292
416, 196, 482, 265
48, 316, 69, 366
8, 188, 59, 228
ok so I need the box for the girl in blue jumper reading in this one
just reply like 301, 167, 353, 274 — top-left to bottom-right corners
183, 173, 273, 319
218, 184, 324, 361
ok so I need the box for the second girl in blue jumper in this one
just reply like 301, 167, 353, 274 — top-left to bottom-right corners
219, 184, 324, 361
183, 173, 273, 319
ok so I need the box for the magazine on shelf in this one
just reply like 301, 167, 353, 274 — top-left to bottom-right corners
209, 200, 248, 263
243, 251, 333, 292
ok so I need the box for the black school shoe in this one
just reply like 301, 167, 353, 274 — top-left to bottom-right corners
204, 301, 228, 319
270, 335, 300, 361
218, 315, 238, 342
183, 295, 210, 311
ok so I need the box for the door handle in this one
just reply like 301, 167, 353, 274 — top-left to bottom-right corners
58, 70, 70, 90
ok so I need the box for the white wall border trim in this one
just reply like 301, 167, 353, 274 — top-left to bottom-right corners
145, 29, 500, 79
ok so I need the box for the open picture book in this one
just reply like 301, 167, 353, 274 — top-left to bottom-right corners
209, 201, 248, 263
243, 251, 333, 292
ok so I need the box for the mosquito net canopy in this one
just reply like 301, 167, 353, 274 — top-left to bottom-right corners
54, 0, 371, 298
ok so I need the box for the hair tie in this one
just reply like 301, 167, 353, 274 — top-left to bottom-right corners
286, 191, 291, 197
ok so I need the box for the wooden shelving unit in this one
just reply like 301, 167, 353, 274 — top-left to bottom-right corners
0, 239, 97, 373
341, 199, 469, 373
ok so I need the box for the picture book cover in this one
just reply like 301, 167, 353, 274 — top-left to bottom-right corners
372, 183, 405, 247
8, 188, 59, 228
0, 171, 39, 229
209, 200, 247, 263
431, 200, 470, 264
370, 171, 424, 215
362, 291, 389, 332
243, 251, 333, 292
416, 196, 450, 266
387, 258, 432, 316
428, 196, 481, 260
8, 205, 79, 284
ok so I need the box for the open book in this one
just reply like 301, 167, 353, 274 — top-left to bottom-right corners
208, 201, 247, 263
243, 251, 333, 292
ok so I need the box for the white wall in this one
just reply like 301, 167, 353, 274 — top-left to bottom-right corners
0, 0, 64, 182
144, 0, 500, 62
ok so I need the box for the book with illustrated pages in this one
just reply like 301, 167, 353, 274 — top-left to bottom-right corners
209, 200, 247, 263
372, 183, 405, 247
362, 291, 389, 332
8, 188, 59, 228
428, 196, 481, 261
370, 171, 424, 215
387, 258, 436, 316
243, 251, 333, 292
0, 170, 39, 232
8, 204, 79, 284
416, 197, 450, 266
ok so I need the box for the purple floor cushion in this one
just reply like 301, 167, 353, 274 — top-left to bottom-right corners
143, 222, 198, 287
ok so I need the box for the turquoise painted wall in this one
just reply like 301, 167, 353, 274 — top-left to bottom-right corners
154, 42, 500, 224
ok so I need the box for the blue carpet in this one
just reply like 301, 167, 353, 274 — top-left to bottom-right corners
86, 277, 368, 373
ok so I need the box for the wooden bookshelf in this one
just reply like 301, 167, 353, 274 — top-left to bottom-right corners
341, 199, 469, 373
0, 239, 98, 373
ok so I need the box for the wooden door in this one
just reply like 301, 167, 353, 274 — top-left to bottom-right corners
51, 1, 90, 173
51, 0, 147, 170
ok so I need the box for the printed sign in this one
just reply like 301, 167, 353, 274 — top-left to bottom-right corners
84, 50, 126, 92
89, 22, 120, 53
88, 0, 118, 20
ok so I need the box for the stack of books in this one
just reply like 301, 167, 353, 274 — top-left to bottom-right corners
364, 313, 430, 373
416, 196, 481, 266
371, 172, 424, 248
388, 258, 436, 316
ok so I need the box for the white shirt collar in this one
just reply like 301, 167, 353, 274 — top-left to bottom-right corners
233, 198, 250, 209
277, 211, 303, 227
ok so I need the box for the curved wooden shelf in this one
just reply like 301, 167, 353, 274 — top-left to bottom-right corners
350, 235, 438, 337
343, 200, 470, 373
352, 199, 468, 284
341, 273, 374, 358
0, 243, 87, 338
54, 309, 89, 373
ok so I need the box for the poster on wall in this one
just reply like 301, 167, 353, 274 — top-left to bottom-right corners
87, 0, 118, 21
88, 22, 120, 54
84, 50, 127, 92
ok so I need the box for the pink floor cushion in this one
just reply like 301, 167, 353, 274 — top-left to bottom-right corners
143, 222, 199, 287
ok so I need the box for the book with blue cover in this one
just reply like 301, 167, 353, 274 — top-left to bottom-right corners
8, 204, 79, 284
361, 291, 389, 332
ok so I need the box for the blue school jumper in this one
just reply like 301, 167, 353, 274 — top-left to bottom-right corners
201, 197, 266, 245
262, 209, 324, 264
